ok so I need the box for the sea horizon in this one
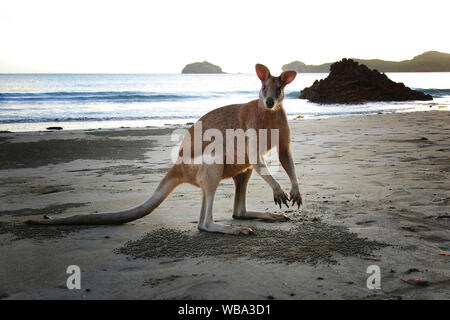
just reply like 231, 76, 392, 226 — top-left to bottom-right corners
1, 72, 449, 132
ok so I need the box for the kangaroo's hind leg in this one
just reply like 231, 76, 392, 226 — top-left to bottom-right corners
232, 168, 289, 222
197, 165, 253, 235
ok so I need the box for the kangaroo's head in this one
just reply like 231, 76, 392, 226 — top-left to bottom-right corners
255, 64, 296, 109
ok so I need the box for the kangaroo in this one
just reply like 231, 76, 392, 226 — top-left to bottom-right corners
24, 64, 302, 235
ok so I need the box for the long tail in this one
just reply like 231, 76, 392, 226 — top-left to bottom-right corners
23, 168, 181, 225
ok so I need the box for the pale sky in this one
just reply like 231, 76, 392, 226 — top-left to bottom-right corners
1, 0, 449, 73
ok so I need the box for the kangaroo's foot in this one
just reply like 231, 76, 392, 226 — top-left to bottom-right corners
198, 223, 254, 235
233, 211, 290, 222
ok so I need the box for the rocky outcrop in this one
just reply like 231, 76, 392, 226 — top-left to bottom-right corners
182, 61, 223, 74
299, 59, 433, 103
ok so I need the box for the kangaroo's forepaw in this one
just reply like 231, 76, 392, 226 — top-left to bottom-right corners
290, 188, 303, 209
274, 188, 290, 208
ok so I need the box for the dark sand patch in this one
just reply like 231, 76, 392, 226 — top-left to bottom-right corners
67, 165, 168, 177
0, 177, 34, 185
0, 203, 89, 217
87, 128, 176, 137
420, 235, 450, 244
143, 275, 182, 287
355, 220, 376, 225
93, 165, 168, 177
115, 222, 388, 265
387, 137, 434, 144
0, 292, 9, 299
0, 221, 97, 241
29, 184, 75, 195
0, 138, 156, 169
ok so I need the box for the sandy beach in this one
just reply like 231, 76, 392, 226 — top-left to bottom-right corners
0, 110, 449, 300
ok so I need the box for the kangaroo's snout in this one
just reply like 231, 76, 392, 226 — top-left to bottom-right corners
266, 97, 275, 108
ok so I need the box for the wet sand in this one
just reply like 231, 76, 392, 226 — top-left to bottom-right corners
0, 111, 449, 299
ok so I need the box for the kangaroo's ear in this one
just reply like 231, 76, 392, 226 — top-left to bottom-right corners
255, 64, 270, 82
280, 70, 297, 86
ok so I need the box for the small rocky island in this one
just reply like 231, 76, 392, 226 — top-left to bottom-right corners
181, 61, 223, 74
299, 59, 433, 103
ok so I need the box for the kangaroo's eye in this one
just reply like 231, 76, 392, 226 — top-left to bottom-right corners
262, 85, 266, 91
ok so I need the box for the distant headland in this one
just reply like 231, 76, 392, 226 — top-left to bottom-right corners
181, 61, 224, 74
283, 51, 450, 73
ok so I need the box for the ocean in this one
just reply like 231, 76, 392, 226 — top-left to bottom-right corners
0, 72, 449, 132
